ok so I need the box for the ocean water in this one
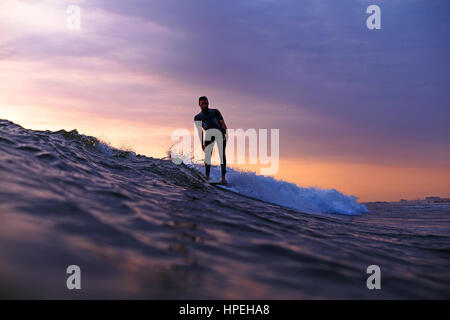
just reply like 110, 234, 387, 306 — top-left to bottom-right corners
0, 119, 449, 299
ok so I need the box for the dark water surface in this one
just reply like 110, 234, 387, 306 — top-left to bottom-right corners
0, 119, 449, 299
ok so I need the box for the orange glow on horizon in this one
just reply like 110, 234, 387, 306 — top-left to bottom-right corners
224, 159, 450, 202
274, 158, 450, 202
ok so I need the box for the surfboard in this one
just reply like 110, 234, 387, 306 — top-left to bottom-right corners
208, 182, 259, 200
208, 181, 286, 207
209, 181, 238, 191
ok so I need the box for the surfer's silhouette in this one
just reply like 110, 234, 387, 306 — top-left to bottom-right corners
194, 96, 228, 184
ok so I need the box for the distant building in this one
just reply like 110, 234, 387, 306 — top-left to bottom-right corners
424, 196, 450, 203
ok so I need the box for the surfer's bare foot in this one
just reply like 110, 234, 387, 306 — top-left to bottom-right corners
205, 175, 210, 181
221, 177, 227, 185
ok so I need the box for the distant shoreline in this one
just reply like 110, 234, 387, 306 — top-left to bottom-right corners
366, 198, 450, 205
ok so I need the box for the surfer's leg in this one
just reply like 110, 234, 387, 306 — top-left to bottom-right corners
204, 139, 214, 179
205, 164, 211, 179
220, 138, 227, 183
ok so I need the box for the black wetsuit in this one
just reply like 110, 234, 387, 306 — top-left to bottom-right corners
194, 108, 227, 177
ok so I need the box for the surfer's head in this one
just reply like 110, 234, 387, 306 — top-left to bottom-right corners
199, 96, 209, 112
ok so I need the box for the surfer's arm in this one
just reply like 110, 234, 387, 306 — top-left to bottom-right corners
216, 110, 228, 139
219, 119, 228, 141
219, 119, 227, 131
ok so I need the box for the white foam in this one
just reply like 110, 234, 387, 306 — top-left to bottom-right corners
189, 164, 368, 215
96, 142, 114, 157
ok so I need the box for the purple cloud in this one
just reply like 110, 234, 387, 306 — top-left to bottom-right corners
1, 0, 449, 166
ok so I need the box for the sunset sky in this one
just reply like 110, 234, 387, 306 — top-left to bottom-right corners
0, 0, 449, 201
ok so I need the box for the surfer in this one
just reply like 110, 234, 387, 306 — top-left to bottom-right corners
194, 96, 228, 184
